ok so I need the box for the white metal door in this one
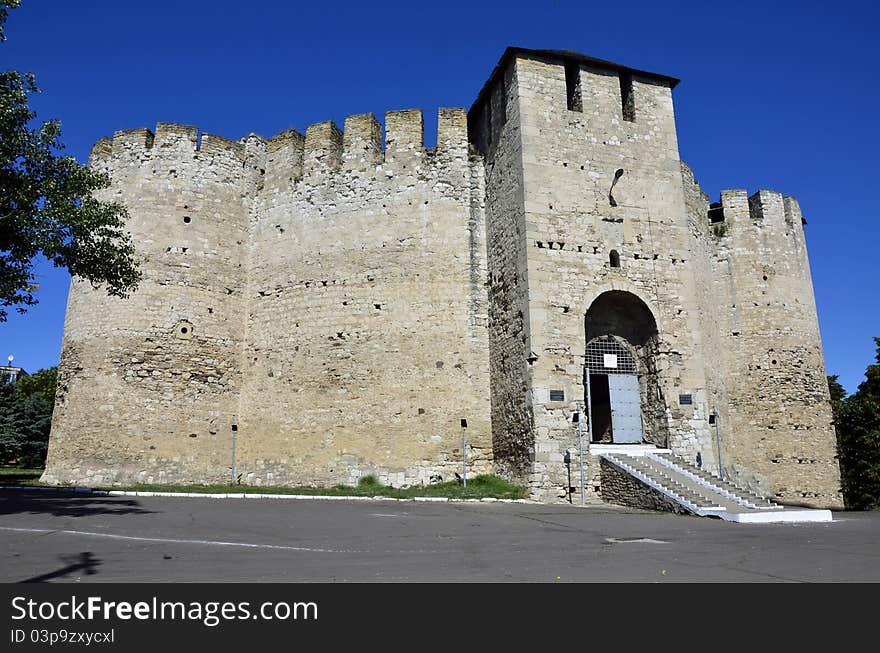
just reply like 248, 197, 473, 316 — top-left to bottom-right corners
608, 374, 642, 443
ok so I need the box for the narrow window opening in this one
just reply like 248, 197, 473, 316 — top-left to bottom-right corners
620, 72, 635, 122
565, 62, 583, 112
609, 250, 621, 268
485, 101, 493, 147
497, 86, 507, 126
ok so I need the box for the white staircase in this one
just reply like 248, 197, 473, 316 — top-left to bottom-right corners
600, 450, 833, 523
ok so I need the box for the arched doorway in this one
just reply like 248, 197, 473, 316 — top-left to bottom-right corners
584, 291, 665, 446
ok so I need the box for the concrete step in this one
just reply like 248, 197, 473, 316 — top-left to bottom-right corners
601, 450, 833, 522
608, 454, 729, 511
648, 452, 779, 509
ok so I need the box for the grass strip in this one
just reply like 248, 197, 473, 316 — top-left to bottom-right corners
1, 468, 526, 500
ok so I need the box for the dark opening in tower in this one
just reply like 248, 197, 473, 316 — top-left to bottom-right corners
620, 72, 635, 122
565, 62, 583, 112
584, 291, 666, 446
708, 202, 725, 223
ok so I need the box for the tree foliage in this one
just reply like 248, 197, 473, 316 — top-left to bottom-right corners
16, 365, 56, 404
0, 0, 141, 321
830, 338, 880, 510
0, 378, 52, 467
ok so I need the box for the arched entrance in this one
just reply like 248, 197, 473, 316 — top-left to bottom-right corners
584, 291, 665, 446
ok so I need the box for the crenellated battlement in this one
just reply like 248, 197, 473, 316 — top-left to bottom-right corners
89, 136, 113, 168
154, 122, 198, 150
707, 188, 805, 241
747, 190, 792, 227
385, 109, 424, 162
304, 120, 343, 174
92, 109, 472, 194
266, 108, 468, 183
200, 132, 245, 160
264, 128, 304, 192
94, 122, 252, 175
342, 113, 382, 169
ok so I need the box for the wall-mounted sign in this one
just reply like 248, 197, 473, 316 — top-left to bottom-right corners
603, 354, 618, 368
679, 394, 693, 405
550, 390, 565, 402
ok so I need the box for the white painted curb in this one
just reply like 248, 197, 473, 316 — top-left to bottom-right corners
724, 509, 833, 523
0, 486, 531, 504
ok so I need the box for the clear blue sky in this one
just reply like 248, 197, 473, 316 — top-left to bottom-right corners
2, 0, 878, 394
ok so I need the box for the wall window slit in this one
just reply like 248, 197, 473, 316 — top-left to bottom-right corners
565, 62, 583, 112
609, 249, 621, 268
620, 72, 635, 122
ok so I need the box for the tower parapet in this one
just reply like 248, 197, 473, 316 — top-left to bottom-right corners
691, 185, 841, 506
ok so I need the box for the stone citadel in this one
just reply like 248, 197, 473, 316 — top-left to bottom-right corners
42, 47, 843, 508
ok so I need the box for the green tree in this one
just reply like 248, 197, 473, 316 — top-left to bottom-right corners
832, 338, 880, 510
0, 381, 51, 467
16, 366, 56, 405
828, 374, 847, 424
0, 0, 141, 322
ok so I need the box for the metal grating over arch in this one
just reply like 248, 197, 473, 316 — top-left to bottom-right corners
585, 338, 637, 375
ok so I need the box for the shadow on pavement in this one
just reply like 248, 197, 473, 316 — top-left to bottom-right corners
21, 551, 102, 583
0, 491, 154, 517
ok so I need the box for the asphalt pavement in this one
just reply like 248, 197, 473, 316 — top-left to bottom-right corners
1, 490, 878, 582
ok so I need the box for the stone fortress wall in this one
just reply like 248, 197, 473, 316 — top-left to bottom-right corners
44, 125, 257, 486
43, 110, 493, 489
42, 47, 842, 508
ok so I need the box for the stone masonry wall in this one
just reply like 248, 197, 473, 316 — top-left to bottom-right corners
469, 61, 535, 484
238, 108, 492, 488
44, 109, 492, 489
681, 161, 727, 477
681, 165, 842, 508
509, 55, 716, 502
43, 125, 259, 485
